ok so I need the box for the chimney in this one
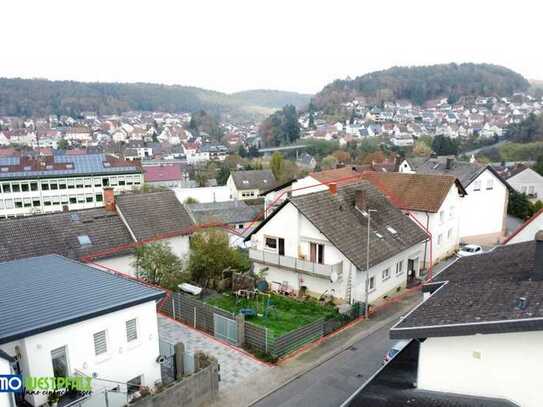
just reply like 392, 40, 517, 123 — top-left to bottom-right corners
103, 187, 116, 212
355, 190, 367, 211
329, 182, 337, 195
446, 157, 454, 170
534, 231, 543, 281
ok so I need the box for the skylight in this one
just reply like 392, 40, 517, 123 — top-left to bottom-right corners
78, 235, 92, 246
386, 226, 398, 235
374, 232, 384, 239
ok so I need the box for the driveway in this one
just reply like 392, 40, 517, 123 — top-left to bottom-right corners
158, 315, 270, 389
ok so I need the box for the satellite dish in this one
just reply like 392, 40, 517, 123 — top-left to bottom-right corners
330, 271, 338, 283
156, 355, 166, 364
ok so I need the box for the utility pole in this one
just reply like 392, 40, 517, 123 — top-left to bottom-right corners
364, 209, 377, 318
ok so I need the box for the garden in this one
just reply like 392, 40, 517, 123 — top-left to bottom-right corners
205, 291, 338, 337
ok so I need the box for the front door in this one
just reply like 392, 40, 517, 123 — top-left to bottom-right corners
407, 259, 416, 282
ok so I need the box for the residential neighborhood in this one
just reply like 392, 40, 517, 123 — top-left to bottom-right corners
2, 2, 543, 406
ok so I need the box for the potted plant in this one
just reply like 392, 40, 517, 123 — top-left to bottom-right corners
48, 392, 61, 407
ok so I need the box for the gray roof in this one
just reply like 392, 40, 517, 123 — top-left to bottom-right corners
186, 200, 260, 225
0, 255, 164, 344
0, 207, 133, 263
251, 181, 428, 270
116, 190, 194, 241
0, 154, 141, 180
230, 170, 276, 191
391, 241, 543, 339
409, 157, 485, 186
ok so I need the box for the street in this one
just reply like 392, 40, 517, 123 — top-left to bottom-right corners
252, 321, 395, 407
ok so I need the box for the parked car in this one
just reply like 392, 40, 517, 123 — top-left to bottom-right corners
384, 340, 410, 363
457, 244, 483, 257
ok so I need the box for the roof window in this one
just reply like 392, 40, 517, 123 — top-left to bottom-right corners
78, 235, 92, 247
386, 226, 398, 235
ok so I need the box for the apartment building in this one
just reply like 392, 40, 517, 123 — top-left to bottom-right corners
0, 154, 143, 218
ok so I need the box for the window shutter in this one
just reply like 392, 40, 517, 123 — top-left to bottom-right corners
93, 330, 107, 355
126, 319, 138, 342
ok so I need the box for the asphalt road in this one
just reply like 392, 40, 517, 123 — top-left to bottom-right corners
252, 321, 395, 407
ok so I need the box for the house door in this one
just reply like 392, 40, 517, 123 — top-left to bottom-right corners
407, 259, 416, 282
278, 238, 285, 256
51, 346, 69, 377
310, 243, 324, 264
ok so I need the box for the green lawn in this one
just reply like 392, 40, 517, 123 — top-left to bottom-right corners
205, 293, 337, 337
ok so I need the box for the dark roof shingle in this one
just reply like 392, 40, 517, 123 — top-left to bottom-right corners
231, 170, 276, 190
116, 190, 194, 240
286, 181, 428, 270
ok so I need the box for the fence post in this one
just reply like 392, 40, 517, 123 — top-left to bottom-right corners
265, 327, 268, 354
194, 307, 197, 329
172, 293, 176, 320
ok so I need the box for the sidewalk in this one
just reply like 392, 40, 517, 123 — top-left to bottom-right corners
206, 288, 422, 407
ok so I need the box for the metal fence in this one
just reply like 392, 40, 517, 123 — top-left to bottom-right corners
159, 339, 177, 385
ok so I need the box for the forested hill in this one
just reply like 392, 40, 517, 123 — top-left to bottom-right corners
231, 89, 311, 109
313, 63, 530, 112
0, 78, 310, 118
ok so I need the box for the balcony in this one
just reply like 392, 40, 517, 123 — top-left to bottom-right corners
249, 248, 343, 280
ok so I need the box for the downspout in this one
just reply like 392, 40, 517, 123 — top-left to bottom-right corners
405, 210, 433, 281
422, 212, 430, 271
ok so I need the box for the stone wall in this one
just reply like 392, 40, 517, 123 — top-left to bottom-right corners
131, 361, 219, 407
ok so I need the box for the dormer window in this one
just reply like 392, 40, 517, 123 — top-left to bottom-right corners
23, 166, 31, 171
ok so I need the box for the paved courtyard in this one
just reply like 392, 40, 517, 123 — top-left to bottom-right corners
158, 315, 270, 389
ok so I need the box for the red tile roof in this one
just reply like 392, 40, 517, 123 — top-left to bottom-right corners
144, 164, 183, 182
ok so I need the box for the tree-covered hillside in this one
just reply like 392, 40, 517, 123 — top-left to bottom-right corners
231, 89, 311, 109
0, 78, 309, 118
314, 63, 530, 112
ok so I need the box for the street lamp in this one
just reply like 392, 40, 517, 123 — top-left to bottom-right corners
364, 209, 377, 318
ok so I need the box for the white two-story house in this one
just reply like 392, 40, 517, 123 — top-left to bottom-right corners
503, 165, 543, 201
400, 156, 511, 244
227, 170, 277, 201
245, 181, 428, 304
0, 255, 165, 407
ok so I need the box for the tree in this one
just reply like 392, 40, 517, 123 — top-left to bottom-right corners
413, 141, 432, 157
270, 152, 284, 180
308, 101, 316, 129
132, 242, 185, 290
321, 155, 338, 170
333, 150, 351, 164
57, 139, 69, 150
259, 105, 301, 147
534, 155, 543, 176
184, 197, 199, 204
508, 191, 533, 220
432, 135, 459, 156
187, 229, 251, 286
216, 165, 230, 185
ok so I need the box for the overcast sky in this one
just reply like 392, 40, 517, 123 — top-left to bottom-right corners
1, 0, 541, 94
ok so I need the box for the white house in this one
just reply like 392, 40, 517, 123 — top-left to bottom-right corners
246, 181, 428, 304
504, 208, 543, 245
503, 165, 543, 201
227, 170, 277, 201
400, 156, 510, 244
359, 172, 466, 266
390, 238, 543, 407
0, 255, 164, 407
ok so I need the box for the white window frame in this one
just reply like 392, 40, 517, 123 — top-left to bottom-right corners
486, 179, 494, 190
473, 180, 481, 191
395, 261, 403, 275
382, 268, 390, 281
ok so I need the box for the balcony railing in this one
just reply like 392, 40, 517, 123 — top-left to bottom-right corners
249, 248, 342, 280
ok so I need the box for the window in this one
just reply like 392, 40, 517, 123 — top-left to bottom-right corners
59, 181, 67, 189
102, 178, 109, 187
118, 178, 126, 186
93, 330, 107, 356
12, 183, 20, 193
126, 319, 138, 342
96, 194, 103, 202
50, 182, 58, 190
395, 261, 403, 275
238, 224, 244, 229
486, 179, 494, 190
439, 211, 445, 224
94, 178, 102, 187
368, 276, 375, 291
84, 178, 92, 188
51, 346, 69, 377
23, 198, 31, 207
310, 242, 325, 264
78, 235, 92, 247
265, 237, 277, 250
21, 183, 29, 192
5, 199, 13, 209
30, 182, 38, 191
473, 180, 481, 191
32, 199, 41, 207
76, 179, 84, 188
69, 197, 77, 204
2, 183, 10, 193
67, 179, 75, 189
529, 185, 535, 195
437, 234, 443, 246
86, 195, 93, 203
14, 199, 22, 208
448, 228, 453, 240
382, 268, 390, 281
521, 186, 528, 194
